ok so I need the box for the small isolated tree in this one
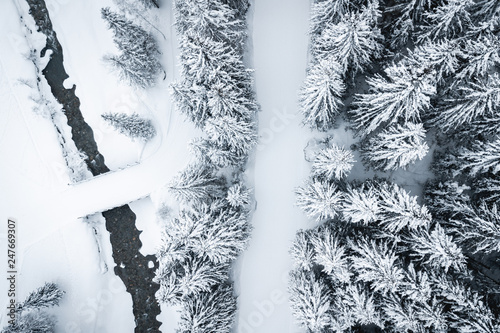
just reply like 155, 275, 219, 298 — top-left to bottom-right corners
168, 163, 226, 206
2, 282, 64, 333
177, 284, 237, 333
289, 270, 332, 332
296, 178, 343, 221
313, 3, 383, 75
102, 112, 156, 141
361, 122, 429, 171
299, 60, 345, 130
351, 63, 436, 135
459, 137, 500, 175
311, 143, 355, 180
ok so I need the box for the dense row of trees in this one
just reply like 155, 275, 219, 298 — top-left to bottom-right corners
154, 1, 257, 332
291, 0, 500, 331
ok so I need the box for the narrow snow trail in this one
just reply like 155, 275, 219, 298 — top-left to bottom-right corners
236, 1, 311, 332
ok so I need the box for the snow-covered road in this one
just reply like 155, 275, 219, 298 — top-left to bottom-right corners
235, 1, 311, 332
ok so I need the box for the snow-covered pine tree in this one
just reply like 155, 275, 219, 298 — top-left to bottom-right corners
101, 7, 162, 88
226, 182, 252, 208
451, 202, 500, 254
289, 270, 332, 332
343, 284, 384, 328
377, 181, 432, 232
311, 228, 351, 283
187, 203, 251, 264
155, 254, 230, 304
101, 112, 156, 141
342, 184, 380, 225
295, 178, 343, 221
458, 35, 500, 80
385, 0, 433, 48
174, 0, 246, 49
309, 0, 350, 37
299, 59, 344, 130
204, 116, 257, 157
459, 136, 500, 176
408, 39, 461, 84
433, 277, 500, 333
313, 2, 383, 75
311, 143, 355, 180
177, 284, 237, 333
349, 238, 404, 294
410, 223, 466, 273
189, 137, 247, 168
168, 163, 226, 206
351, 63, 436, 135
1, 283, 64, 333
361, 122, 429, 171
420, 0, 474, 40
290, 229, 316, 271
434, 73, 500, 132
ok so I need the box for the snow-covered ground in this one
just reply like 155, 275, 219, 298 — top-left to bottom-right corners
0, 0, 192, 331
235, 1, 311, 332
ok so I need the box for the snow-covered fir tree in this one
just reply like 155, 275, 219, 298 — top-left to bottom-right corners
351, 63, 436, 135
361, 122, 429, 171
174, 0, 246, 49
451, 202, 500, 254
101, 112, 156, 141
101, 7, 162, 88
299, 59, 344, 130
385, 0, 433, 48
313, 2, 383, 75
177, 284, 237, 333
295, 178, 343, 221
309, 0, 350, 37
1, 283, 64, 333
168, 163, 226, 206
311, 143, 355, 180
410, 223, 467, 273
421, 0, 474, 40
434, 73, 500, 131
290, 229, 316, 272
289, 270, 332, 332
459, 136, 500, 175
204, 116, 257, 157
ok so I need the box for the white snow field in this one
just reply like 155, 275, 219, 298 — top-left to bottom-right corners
0, 0, 192, 331
235, 1, 311, 332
